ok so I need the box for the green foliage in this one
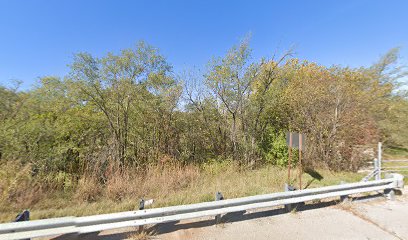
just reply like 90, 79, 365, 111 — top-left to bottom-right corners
384, 146, 408, 159
260, 127, 295, 167
379, 94, 408, 147
0, 39, 406, 185
201, 157, 234, 175
47, 171, 75, 191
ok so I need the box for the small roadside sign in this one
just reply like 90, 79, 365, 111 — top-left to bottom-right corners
286, 132, 306, 151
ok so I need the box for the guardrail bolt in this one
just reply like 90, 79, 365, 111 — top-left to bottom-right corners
215, 192, 224, 224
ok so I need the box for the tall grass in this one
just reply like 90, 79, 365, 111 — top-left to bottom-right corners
383, 146, 408, 159
0, 160, 363, 222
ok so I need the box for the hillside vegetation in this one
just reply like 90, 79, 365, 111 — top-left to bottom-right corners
0, 38, 407, 220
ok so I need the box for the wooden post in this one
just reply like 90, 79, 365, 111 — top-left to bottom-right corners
288, 132, 292, 183
299, 133, 302, 190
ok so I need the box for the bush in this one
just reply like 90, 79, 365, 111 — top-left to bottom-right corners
44, 171, 75, 191
260, 127, 296, 167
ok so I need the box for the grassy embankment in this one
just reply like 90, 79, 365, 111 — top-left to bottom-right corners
382, 146, 408, 180
0, 160, 365, 223
5, 145, 408, 223
383, 146, 408, 159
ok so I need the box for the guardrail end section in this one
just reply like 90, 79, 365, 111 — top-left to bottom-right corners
384, 173, 404, 200
386, 173, 404, 190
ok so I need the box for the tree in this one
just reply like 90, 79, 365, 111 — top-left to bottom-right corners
69, 41, 175, 167
205, 38, 259, 160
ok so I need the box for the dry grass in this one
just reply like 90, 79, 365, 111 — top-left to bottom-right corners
74, 176, 103, 202
0, 161, 47, 213
0, 161, 364, 222
101, 164, 200, 203
127, 228, 156, 240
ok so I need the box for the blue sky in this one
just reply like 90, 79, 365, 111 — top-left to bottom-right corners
0, 0, 407, 90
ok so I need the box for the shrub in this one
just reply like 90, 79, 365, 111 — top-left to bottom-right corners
260, 127, 295, 166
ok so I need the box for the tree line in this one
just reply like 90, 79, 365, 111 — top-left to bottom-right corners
0, 39, 407, 182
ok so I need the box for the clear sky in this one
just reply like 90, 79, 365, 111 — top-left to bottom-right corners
0, 0, 407, 90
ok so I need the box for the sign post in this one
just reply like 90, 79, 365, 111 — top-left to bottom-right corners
378, 142, 382, 180
298, 133, 302, 190
286, 132, 306, 190
288, 133, 292, 183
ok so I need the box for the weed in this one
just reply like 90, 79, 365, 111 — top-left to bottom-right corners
0, 161, 365, 222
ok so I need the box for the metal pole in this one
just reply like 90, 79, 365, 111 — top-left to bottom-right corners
288, 132, 292, 183
378, 142, 382, 180
299, 133, 302, 190
373, 158, 378, 181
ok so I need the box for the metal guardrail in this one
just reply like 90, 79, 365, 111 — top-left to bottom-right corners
361, 168, 379, 182
0, 174, 404, 240
382, 159, 408, 163
362, 159, 408, 176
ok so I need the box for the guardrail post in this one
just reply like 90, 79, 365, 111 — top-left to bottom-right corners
215, 192, 224, 224
284, 183, 295, 212
15, 210, 30, 222
138, 199, 145, 233
15, 210, 30, 240
339, 181, 350, 202
384, 188, 395, 200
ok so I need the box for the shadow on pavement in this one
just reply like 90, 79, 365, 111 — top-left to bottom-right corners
53, 193, 385, 240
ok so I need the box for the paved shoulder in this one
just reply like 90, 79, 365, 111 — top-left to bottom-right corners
157, 191, 408, 240
158, 206, 399, 240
